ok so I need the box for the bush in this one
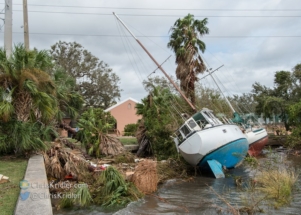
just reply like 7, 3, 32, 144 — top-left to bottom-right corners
0, 121, 56, 155
124, 123, 138, 136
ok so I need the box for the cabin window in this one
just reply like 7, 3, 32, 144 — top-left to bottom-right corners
180, 125, 191, 137
175, 130, 184, 143
128, 103, 132, 109
187, 119, 197, 129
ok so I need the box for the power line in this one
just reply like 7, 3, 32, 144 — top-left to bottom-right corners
1, 3, 300, 11
10, 10, 301, 17
8, 32, 301, 38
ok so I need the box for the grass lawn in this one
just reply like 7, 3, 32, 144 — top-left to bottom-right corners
118, 137, 138, 145
0, 157, 28, 215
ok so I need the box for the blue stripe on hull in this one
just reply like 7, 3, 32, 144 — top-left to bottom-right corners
198, 138, 248, 170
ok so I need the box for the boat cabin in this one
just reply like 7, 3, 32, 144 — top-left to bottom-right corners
174, 108, 223, 145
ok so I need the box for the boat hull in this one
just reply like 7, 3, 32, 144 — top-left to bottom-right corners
178, 124, 249, 168
245, 128, 269, 156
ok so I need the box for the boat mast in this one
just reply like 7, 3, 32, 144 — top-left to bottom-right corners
207, 65, 236, 113
113, 12, 197, 112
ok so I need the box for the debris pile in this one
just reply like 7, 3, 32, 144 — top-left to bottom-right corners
132, 160, 158, 194
43, 139, 89, 180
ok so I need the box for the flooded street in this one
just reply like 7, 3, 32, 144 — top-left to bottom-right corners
55, 150, 301, 215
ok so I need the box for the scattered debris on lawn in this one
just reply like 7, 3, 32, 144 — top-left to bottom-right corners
44, 138, 193, 211
0, 174, 9, 184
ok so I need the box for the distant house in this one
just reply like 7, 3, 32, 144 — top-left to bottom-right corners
105, 97, 141, 136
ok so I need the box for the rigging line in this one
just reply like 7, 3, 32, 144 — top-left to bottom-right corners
212, 71, 244, 114
200, 64, 227, 114
149, 72, 181, 119
3, 4, 301, 11
125, 22, 172, 55
147, 73, 187, 120
9, 10, 301, 17
123, 22, 185, 87
197, 75, 224, 114
207, 81, 225, 114
147, 87, 182, 125
215, 70, 252, 112
156, 72, 188, 114
116, 20, 141, 81
116, 21, 160, 82
198, 53, 231, 113
115, 18, 144, 84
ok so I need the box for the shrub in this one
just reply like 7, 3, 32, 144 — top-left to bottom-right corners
256, 168, 298, 208
124, 123, 138, 136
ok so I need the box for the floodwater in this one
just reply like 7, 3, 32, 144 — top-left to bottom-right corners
54, 149, 301, 215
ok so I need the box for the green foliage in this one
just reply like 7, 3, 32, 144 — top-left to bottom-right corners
136, 86, 180, 160
0, 44, 83, 155
52, 69, 84, 122
244, 156, 259, 168
50, 41, 121, 109
124, 123, 138, 136
76, 108, 116, 157
252, 65, 301, 132
94, 166, 143, 207
60, 184, 92, 209
0, 44, 57, 123
0, 120, 55, 155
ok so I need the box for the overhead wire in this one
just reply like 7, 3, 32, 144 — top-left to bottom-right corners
7, 10, 301, 17
1, 3, 300, 11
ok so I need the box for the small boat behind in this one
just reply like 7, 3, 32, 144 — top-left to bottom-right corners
244, 127, 269, 156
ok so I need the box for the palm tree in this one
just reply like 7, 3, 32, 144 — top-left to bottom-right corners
167, 14, 209, 106
0, 44, 57, 123
0, 45, 58, 154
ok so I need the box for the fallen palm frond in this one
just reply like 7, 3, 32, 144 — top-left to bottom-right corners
43, 139, 89, 180
98, 134, 125, 156
59, 183, 92, 209
132, 160, 158, 194
94, 166, 143, 207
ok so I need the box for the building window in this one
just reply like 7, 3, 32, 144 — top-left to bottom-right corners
128, 103, 132, 109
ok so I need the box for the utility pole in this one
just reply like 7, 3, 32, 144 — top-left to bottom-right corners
23, 0, 29, 50
4, 0, 12, 57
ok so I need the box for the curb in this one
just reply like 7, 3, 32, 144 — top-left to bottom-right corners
14, 154, 53, 215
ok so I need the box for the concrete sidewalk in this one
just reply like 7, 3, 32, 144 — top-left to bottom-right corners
14, 154, 53, 215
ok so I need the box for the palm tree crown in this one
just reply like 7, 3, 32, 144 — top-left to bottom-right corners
0, 44, 57, 123
167, 14, 209, 106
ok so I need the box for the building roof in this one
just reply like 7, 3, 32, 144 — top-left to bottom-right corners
104, 97, 140, 112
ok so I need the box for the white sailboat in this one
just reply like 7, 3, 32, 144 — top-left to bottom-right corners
205, 68, 269, 156
113, 13, 249, 178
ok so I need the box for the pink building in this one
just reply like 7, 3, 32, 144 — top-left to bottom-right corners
105, 97, 141, 136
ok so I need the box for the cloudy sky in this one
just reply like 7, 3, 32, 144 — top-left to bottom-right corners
0, 0, 300, 103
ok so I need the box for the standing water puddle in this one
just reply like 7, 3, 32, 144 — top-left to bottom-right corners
55, 151, 301, 215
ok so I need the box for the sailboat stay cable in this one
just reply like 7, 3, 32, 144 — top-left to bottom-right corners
115, 18, 145, 83
115, 16, 186, 124
197, 78, 225, 114
113, 12, 196, 112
